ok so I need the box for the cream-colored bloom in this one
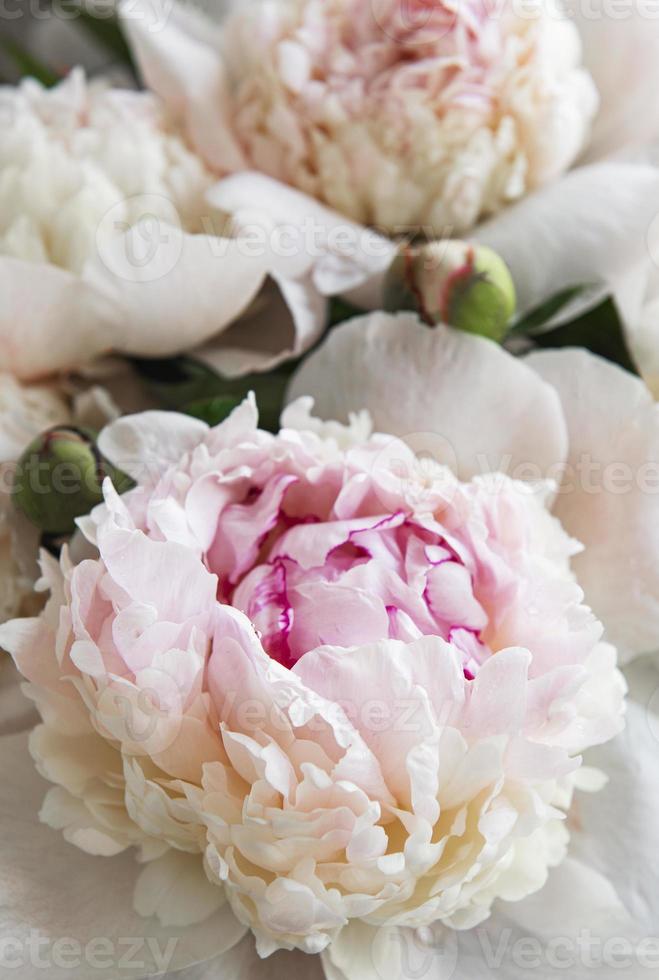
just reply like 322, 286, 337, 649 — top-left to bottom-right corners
221, 0, 597, 235
0, 70, 325, 380
0, 398, 625, 960
122, 0, 659, 321
0, 71, 213, 273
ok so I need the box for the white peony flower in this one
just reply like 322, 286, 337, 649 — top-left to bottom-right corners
0, 70, 326, 380
120, 0, 659, 321
218, 0, 598, 235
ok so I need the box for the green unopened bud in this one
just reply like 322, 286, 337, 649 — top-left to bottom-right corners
12, 427, 132, 536
383, 240, 516, 342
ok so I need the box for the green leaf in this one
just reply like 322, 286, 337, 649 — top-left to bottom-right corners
57, 2, 135, 68
1, 40, 59, 87
133, 356, 299, 433
512, 284, 598, 337
132, 357, 222, 410
328, 297, 363, 328
530, 297, 639, 376
184, 395, 243, 427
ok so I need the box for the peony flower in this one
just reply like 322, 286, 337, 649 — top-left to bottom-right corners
219, 0, 598, 235
0, 70, 326, 381
0, 395, 625, 968
289, 311, 659, 664
122, 0, 659, 320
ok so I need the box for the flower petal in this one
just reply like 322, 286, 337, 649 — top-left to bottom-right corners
119, 0, 246, 172
475, 164, 659, 316
208, 173, 396, 306
84, 225, 270, 360
567, 656, 659, 936
134, 850, 228, 928
0, 257, 111, 381
98, 411, 209, 482
288, 312, 568, 482
195, 274, 327, 378
528, 348, 659, 661
172, 934, 326, 980
0, 656, 36, 735
575, 10, 659, 160
0, 731, 247, 978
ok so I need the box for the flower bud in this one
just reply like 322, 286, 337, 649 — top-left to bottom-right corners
12, 427, 132, 536
383, 240, 516, 342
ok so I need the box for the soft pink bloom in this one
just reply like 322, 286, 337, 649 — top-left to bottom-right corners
289, 311, 659, 662
0, 398, 624, 958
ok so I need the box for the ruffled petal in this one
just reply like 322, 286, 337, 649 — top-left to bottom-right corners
97, 411, 209, 482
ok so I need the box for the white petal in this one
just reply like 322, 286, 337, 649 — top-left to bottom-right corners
84, 225, 269, 359
97, 411, 208, 481
322, 921, 460, 980
575, 11, 659, 160
475, 164, 659, 316
288, 312, 568, 482
195, 274, 327, 378
571, 655, 659, 934
134, 851, 228, 928
0, 732, 247, 979
119, 0, 246, 172
0, 257, 111, 381
528, 348, 659, 661
208, 173, 395, 302
452, 859, 635, 980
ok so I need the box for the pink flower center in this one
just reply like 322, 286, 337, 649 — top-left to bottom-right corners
207, 475, 491, 672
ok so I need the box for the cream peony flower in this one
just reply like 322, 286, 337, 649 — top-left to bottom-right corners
222, 0, 597, 235
0, 395, 625, 968
0, 73, 214, 273
121, 0, 659, 320
0, 70, 326, 381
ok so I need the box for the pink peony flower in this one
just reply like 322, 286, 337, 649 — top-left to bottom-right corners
0, 397, 624, 960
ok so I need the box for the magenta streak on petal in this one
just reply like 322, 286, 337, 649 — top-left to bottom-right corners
217, 576, 234, 604
248, 559, 295, 669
